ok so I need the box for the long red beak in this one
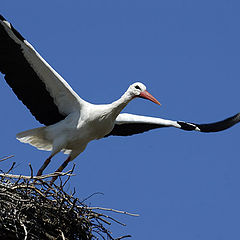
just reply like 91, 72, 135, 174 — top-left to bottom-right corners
139, 90, 161, 105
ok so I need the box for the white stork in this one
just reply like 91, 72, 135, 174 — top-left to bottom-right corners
1, 15, 240, 182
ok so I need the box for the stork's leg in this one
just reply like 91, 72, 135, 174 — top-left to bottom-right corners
37, 155, 53, 176
37, 142, 65, 176
50, 155, 72, 184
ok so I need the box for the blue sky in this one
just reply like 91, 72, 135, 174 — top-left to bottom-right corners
1, 1, 240, 239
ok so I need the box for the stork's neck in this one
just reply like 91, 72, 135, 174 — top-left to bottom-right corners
110, 91, 133, 118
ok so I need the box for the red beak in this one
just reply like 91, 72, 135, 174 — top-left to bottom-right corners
139, 90, 161, 105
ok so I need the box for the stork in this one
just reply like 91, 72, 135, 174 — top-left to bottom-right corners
1, 15, 239, 183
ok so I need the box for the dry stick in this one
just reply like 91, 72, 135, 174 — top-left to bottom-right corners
52, 191, 130, 230
70, 187, 76, 198
68, 197, 78, 212
45, 163, 77, 193
94, 215, 111, 225
82, 192, 104, 203
0, 155, 14, 162
0, 192, 30, 202
59, 175, 63, 188
0, 170, 74, 180
115, 235, 132, 240
93, 218, 113, 240
96, 212, 126, 226
19, 219, 28, 240
62, 164, 76, 189
12, 185, 46, 198
93, 230, 108, 240
85, 207, 139, 217
28, 163, 33, 179
59, 230, 66, 240
6, 162, 16, 174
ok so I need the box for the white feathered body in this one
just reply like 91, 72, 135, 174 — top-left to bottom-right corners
17, 103, 118, 158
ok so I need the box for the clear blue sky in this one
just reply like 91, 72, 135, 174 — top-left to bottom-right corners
1, 1, 240, 239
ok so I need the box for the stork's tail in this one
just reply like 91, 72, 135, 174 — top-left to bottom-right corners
16, 127, 52, 151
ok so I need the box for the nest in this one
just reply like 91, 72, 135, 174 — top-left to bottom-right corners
0, 156, 136, 240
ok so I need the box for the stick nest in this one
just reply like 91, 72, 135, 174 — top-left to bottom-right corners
0, 157, 134, 240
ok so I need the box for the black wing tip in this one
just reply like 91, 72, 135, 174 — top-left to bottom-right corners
196, 112, 240, 132
0, 15, 6, 21
178, 112, 240, 133
0, 14, 25, 42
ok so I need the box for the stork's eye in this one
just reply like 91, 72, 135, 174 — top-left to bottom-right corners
135, 85, 141, 90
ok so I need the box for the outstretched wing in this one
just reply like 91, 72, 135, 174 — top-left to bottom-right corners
105, 113, 240, 137
0, 15, 84, 126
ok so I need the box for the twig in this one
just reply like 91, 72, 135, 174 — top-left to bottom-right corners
19, 219, 28, 240
115, 235, 132, 240
28, 163, 33, 178
94, 215, 111, 225
96, 212, 126, 226
62, 163, 76, 188
6, 162, 16, 174
0, 170, 74, 180
70, 187, 76, 198
82, 192, 104, 202
86, 207, 139, 217
69, 197, 78, 212
59, 230, 66, 240
12, 185, 46, 198
0, 155, 14, 162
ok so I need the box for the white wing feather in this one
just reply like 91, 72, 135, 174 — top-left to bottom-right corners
115, 113, 181, 128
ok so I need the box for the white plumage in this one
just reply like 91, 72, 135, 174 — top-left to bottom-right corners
1, 15, 239, 181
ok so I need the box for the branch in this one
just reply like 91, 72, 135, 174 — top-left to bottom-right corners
19, 219, 28, 240
85, 207, 139, 217
0, 155, 14, 162
6, 162, 16, 174
0, 170, 75, 180
28, 163, 33, 178
115, 235, 132, 240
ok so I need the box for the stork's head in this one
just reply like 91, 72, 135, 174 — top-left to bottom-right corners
128, 82, 161, 105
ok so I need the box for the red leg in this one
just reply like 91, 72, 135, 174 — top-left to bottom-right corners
37, 155, 52, 176
50, 156, 71, 185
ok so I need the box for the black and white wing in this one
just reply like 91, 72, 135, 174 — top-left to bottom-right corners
0, 15, 84, 126
105, 113, 240, 137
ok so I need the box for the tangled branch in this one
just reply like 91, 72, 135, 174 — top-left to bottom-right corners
0, 157, 137, 239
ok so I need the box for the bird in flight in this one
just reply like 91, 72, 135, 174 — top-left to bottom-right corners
0, 15, 239, 182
